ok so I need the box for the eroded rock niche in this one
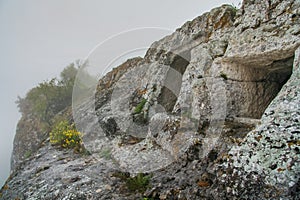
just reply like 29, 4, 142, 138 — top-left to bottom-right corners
221, 56, 293, 119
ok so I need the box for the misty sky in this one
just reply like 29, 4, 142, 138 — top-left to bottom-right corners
0, 0, 241, 186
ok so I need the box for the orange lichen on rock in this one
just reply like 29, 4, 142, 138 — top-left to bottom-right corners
197, 181, 211, 187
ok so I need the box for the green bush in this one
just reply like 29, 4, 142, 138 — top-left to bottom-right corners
50, 120, 82, 150
134, 98, 147, 114
112, 172, 151, 193
126, 173, 151, 192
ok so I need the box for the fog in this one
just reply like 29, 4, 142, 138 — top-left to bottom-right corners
0, 0, 241, 186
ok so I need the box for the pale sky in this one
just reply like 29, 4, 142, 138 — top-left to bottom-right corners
0, 0, 241, 186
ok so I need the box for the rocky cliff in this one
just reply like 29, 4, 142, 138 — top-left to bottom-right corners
1, 0, 300, 199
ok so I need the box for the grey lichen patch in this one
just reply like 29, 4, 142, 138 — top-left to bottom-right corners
228, 127, 299, 186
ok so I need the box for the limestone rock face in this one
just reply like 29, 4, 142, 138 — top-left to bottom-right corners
11, 117, 47, 170
2, 0, 300, 199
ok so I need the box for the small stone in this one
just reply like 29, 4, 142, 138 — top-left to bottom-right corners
96, 189, 102, 193
105, 185, 112, 190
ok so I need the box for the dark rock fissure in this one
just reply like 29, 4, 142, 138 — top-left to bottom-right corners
170, 51, 191, 75
158, 86, 178, 113
158, 51, 191, 113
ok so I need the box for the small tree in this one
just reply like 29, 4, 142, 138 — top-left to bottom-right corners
16, 63, 79, 126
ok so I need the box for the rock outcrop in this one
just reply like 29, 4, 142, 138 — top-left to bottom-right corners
2, 0, 299, 199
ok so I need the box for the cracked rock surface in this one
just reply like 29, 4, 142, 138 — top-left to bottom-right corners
2, 0, 300, 199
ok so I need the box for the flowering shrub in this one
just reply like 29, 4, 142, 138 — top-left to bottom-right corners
50, 120, 82, 149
